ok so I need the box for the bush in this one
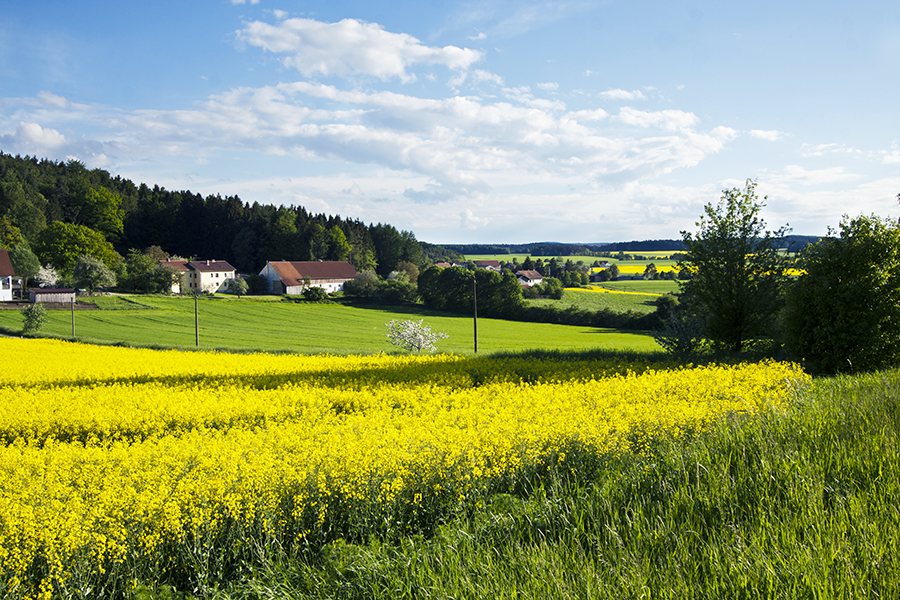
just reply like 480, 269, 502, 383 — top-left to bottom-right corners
22, 303, 47, 334
225, 277, 249, 297
372, 279, 418, 304
343, 270, 379, 297
302, 286, 329, 301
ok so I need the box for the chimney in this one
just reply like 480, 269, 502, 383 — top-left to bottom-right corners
206, 260, 210, 265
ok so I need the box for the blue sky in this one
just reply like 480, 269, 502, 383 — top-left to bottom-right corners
1, 0, 898, 244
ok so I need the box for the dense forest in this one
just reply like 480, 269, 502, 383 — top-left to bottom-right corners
0, 152, 462, 277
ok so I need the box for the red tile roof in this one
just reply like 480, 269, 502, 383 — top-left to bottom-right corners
160, 259, 190, 271
0, 249, 15, 277
474, 260, 501, 268
268, 261, 357, 285
516, 270, 543, 280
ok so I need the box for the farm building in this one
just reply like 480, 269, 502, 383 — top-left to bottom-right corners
29, 288, 76, 303
160, 259, 237, 294
259, 261, 358, 295
0, 248, 22, 302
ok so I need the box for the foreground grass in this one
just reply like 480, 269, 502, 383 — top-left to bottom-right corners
0, 295, 658, 355
210, 368, 900, 599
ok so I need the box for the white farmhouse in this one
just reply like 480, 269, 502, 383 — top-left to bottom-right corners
160, 259, 237, 294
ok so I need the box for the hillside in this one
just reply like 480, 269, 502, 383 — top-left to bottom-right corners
0, 153, 442, 276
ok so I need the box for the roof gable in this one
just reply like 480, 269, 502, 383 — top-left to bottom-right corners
0, 249, 14, 277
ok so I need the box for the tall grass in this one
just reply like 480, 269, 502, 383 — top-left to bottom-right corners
215, 369, 900, 599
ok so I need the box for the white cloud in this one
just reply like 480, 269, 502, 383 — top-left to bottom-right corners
237, 18, 483, 82
537, 82, 558, 91
882, 150, 900, 164
472, 69, 504, 86
600, 89, 646, 101
775, 165, 861, 185
800, 142, 862, 157
2, 84, 739, 209
460, 208, 489, 229
469, 32, 487, 41
4, 121, 66, 150
749, 129, 784, 141
615, 107, 699, 131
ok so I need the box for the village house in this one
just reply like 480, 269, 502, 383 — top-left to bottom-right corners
160, 259, 237, 294
259, 261, 358, 295
473, 260, 502, 271
515, 269, 544, 287
0, 248, 21, 302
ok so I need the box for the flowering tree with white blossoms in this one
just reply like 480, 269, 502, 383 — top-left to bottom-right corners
36, 264, 59, 288
385, 319, 449, 352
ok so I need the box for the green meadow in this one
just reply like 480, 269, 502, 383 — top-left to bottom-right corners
0, 294, 659, 355
528, 285, 664, 314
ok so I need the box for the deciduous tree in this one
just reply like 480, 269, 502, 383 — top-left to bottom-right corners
385, 319, 448, 352
73, 254, 116, 294
678, 180, 789, 352
784, 214, 900, 373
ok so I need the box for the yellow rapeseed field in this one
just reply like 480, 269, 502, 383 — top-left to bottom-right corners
0, 338, 808, 599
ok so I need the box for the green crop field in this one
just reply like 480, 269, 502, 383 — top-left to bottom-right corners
592, 280, 680, 295
0, 294, 659, 355
528, 286, 662, 314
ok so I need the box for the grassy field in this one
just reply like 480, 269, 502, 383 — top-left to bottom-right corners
0, 294, 659, 355
528, 285, 664, 315
591, 279, 680, 295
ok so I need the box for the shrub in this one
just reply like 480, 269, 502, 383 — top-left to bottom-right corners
302, 286, 329, 301
22, 303, 47, 334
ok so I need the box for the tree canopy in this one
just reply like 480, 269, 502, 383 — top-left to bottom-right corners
784, 214, 900, 373
677, 180, 790, 352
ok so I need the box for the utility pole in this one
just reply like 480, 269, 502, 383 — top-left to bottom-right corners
71, 297, 75, 338
472, 272, 478, 354
194, 293, 199, 347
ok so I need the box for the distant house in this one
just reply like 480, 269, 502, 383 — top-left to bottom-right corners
29, 288, 76, 304
259, 261, 358, 295
474, 260, 501, 271
516, 270, 543, 287
0, 248, 19, 301
160, 259, 236, 294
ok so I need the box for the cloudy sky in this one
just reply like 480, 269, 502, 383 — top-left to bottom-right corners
1, 0, 898, 244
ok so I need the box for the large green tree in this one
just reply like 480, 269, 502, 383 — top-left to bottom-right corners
35, 221, 122, 275
784, 214, 900, 373
678, 180, 790, 352
8, 243, 41, 284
